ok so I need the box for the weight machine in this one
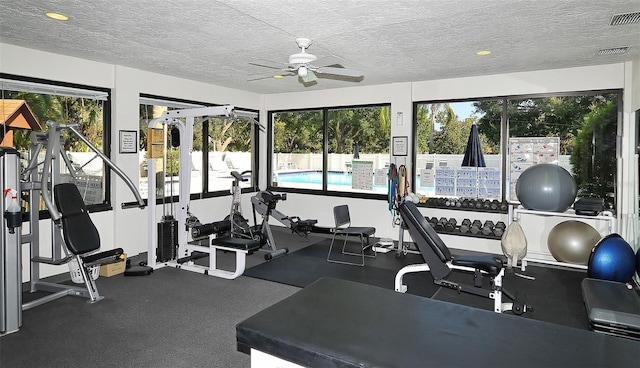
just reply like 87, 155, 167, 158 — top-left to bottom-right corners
1, 121, 144, 335
146, 105, 271, 279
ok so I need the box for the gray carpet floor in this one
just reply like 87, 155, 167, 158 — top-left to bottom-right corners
0, 228, 322, 368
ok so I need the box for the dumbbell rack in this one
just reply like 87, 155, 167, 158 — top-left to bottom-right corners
416, 197, 509, 240
419, 197, 509, 214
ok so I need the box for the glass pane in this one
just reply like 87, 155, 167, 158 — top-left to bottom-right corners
207, 116, 253, 192
506, 94, 618, 208
327, 106, 390, 194
415, 100, 502, 199
271, 110, 323, 190
1, 84, 107, 209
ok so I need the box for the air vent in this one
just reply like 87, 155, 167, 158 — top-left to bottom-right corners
610, 11, 640, 26
597, 47, 630, 56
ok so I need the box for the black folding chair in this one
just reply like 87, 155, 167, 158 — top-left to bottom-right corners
327, 205, 376, 267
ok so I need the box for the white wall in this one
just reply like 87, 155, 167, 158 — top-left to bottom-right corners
2, 41, 638, 280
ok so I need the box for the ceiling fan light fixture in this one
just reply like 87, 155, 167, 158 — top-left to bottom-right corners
298, 66, 308, 78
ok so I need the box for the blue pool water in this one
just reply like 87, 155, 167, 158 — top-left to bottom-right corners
275, 170, 435, 193
276, 171, 356, 186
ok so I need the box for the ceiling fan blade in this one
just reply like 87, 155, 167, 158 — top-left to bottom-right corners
247, 75, 277, 82
315, 66, 364, 78
248, 70, 296, 82
249, 62, 283, 70
313, 55, 346, 68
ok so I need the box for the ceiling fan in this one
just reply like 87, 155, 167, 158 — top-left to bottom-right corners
249, 38, 364, 85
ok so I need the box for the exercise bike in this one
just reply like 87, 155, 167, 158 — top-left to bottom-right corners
225, 171, 289, 260
250, 190, 318, 260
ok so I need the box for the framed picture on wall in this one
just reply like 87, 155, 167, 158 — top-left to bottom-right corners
119, 130, 138, 154
392, 136, 408, 156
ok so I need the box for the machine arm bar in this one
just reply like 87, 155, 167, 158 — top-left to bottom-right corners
66, 124, 145, 208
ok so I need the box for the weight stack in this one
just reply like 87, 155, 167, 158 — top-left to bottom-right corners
157, 215, 178, 262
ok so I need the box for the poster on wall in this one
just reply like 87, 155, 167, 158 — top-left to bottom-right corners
455, 167, 477, 198
435, 166, 456, 196
509, 137, 560, 200
352, 160, 373, 190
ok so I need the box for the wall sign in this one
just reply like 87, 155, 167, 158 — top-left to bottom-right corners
119, 130, 138, 154
392, 136, 408, 156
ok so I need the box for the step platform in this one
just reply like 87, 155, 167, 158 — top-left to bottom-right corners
582, 278, 640, 340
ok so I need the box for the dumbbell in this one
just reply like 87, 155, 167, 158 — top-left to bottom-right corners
483, 200, 491, 210
493, 221, 507, 237
444, 218, 458, 232
435, 217, 448, 231
499, 200, 509, 212
428, 217, 439, 227
490, 200, 500, 211
459, 219, 472, 233
475, 200, 483, 209
470, 220, 483, 235
481, 220, 495, 236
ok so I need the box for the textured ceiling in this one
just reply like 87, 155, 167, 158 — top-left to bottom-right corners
1, 0, 639, 94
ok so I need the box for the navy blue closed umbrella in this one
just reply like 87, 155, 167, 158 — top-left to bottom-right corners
354, 142, 360, 159
462, 124, 486, 167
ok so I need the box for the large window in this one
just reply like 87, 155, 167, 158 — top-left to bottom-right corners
415, 100, 501, 198
414, 91, 620, 210
139, 96, 257, 200
1, 75, 110, 213
271, 105, 390, 195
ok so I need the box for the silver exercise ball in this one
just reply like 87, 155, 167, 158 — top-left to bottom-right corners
515, 164, 577, 212
548, 220, 601, 265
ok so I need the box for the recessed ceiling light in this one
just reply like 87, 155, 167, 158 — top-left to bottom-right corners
46, 12, 69, 21
273, 75, 285, 79
476, 50, 492, 56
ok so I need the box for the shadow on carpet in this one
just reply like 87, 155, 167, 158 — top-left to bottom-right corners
245, 239, 590, 330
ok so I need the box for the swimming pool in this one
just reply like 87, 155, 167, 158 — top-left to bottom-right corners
275, 171, 358, 186
274, 170, 390, 194
275, 170, 436, 195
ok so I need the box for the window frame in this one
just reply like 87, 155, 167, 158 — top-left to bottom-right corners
1, 73, 112, 217
412, 89, 623, 203
137, 94, 260, 207
267, 103, 391, 200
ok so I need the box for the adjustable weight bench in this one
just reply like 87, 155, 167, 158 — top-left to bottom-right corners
394, 200, 530, 314
54, 183, 125, 302
178, 220, 262, 279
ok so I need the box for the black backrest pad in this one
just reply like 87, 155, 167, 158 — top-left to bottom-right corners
334, 205, 351, 227
399, 201, 452, 280
54, 183, 100, 255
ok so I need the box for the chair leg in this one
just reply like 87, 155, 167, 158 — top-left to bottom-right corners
342, 235, 376, 259
327, 233, 365, 267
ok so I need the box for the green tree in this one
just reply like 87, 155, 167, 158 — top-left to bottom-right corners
273, 111, 323, 153
570, 99, 617, 197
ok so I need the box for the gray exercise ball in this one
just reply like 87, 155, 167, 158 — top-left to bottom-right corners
515, 164, 577, 212
548, 220, 601, 265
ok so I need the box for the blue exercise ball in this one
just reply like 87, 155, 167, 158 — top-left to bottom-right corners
636, 247, 640, 278
516, 164, 577, 212
588, 234, 636, 283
